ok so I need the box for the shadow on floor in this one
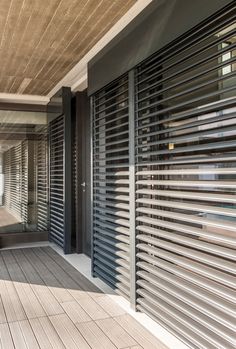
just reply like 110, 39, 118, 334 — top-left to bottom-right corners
0, 246, 106, 295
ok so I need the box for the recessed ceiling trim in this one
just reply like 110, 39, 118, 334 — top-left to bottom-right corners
48, 0, 153, 96
0, 93, 49, 105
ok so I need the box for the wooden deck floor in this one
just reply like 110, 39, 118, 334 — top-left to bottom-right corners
0, 247, 167, 349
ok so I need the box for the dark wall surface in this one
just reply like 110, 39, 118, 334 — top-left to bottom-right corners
88, 0, 233, 95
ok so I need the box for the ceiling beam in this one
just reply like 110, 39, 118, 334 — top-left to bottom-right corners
0, 93, 49, 105
0, 102, 47, 112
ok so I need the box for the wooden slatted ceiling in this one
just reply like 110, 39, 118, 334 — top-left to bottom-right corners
0, 0, 135, 96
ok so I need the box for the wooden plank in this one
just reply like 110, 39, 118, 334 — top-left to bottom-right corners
10, 0, 62, 80
10, 320, 40, 348
0, 279, 26, 322
49, 314, 91, 349
30, 317, 65, 349
23, 0, 89, 80
12, 249, 64, 316
42, 247, 104, 298
0, 254, 26, 322
0, 323, 15, 349
0, 297, 7, 324
71, 292, 109, 320
5, 0, 40, 78
1, 251, 46, 319
61, 301, 91, 324
114, 314, 168, 349
33, 248, 81, 291
9, 321, 28, 349
34, 248, 109, 319
29, 318, 53, 349
96, 318, 138, 348
18, 320, 40, 349
76, 320, 117, 349
95, 295, 126, 317
0, 0, 24, 75
22, 248, 74, 303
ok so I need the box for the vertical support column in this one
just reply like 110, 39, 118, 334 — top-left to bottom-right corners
129, 69, 136, 309
63, 87, 72, 254
75, 91, 91, 255
90, 96, 95, 276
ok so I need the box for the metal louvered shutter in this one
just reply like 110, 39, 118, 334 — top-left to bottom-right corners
37, 128, 48, 231
49, 115, 65, 247
21, 141, 28, 225
3, 150, 11, 209
10, 144, 22, 219
135, 4, 236, 349
92, 75, 132, 299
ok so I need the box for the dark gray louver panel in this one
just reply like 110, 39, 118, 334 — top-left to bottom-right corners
37, 128, 48, 231
10, 144, 22, 219
135, 4, 236, 349
49, 115, 65, 247
3, 150, 11, 209
92, 75, 131, 299
21, 141, 28, 225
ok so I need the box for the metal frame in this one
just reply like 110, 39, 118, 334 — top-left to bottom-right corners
63, 87, 72, 254
91, 95, 95, 276
128, 70, 137, 309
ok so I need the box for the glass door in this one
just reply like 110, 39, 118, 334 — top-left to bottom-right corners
0, 109, 48, 237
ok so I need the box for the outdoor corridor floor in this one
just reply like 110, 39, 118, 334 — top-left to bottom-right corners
0, 246, 167, 349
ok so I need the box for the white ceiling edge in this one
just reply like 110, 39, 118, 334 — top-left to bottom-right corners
48, 0, 153, 97
0, 93, 49, 105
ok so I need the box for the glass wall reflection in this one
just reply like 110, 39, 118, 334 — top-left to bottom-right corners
0, 110, 48, 234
